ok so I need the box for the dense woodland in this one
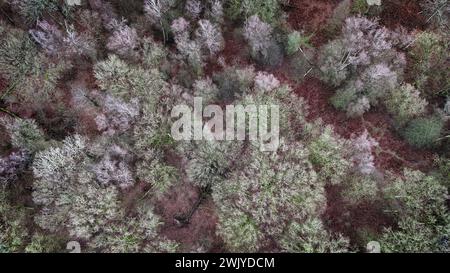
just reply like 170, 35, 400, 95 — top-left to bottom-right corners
0, 0, 449, 253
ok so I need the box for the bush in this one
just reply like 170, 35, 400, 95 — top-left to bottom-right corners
317, 39, 350, 87
280, 218, 349, 253
32, 135, 123, 239
243, 15, 273, 60
318, 16, 410, 116
434, 156, 450, 187
187, 141, 244, 188
11, 0, 58, 22
106, 19, 140, 59
213, 142, 325, 250
381, 169, 449, 252
351, 0, 369, 14
89, 205, 178, 253
215, 209, 261, 252
409, 31, 449, 98
380, 217, 444, 253
0, 192, 29, 253
195, 19, 225, 56
94, 94, 140, 135
1, 118, 47, 153
141, 37, 168, 69
94, 55, 167, 102
0, 150, 30, 185
308, 126, 351, 184
212, 66, 256, 102
226, 0, 280, 24
384, 169, 448, 220
420, 0, 450, 30
330, 87, 358, 112
341, 174, 379, 205
403, 117, 444, 148
385, 84, 428, 126
25, 234, 64, 253
136, 149, 178, 196
350, 130, 378, 175
0, 22, 39, 80
285, 31, 312, 55
92, 145, 135, 189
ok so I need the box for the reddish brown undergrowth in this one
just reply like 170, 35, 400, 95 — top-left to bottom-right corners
286, 0, 340, 31
323, 184, 395, 248
293, 78, 435, 174
380, 0, 426, 30
154, 182, 222, 252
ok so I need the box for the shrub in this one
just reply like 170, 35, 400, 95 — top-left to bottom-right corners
141, 37, 168, 69
420, 0, 450, 30
132, 104, 178, 196
285, 31, 312, 55
106, 19, 140, 59
89, 205, 178, 253
341, 174, 379, 205
11, 0, 57, 22
0, 192, 29, 253
308, 126, 351, 184
215, 209, 261, 252
360, 63, 399, 102
243, 15, 273, 60
144, 0, 180, 41
226, 0, 280, 24
94, 94, 140, 135
92, 145, 135, 189
319, 16, 410, 115
243, 15, 283, 67
205, 0, 224, 24
1, 118, 47, 153
329, 62, 400, 117
136, 149, 178, 196
25, 234, 64, 253
94, 55, 132, 95
351, 0, 369, 14
195, 19, 225, 56
0, 23, 71, 107
350, 130, 378, 175
434, 156, 450, 186
403, 117, 444, 148
171, 17, 205, 73
213, 142, 325, 250
409, 31, 449, 98
340, 16, 407, 69
381, 169, 449, 252
187, 141, 244, 188
317, 39, 350, 87
0, 150, 30, 185
185, 0, 202, 18
212, 65, 256, 102
380, 217, 447, 253
94, 55, 167, 102
384, 169, 448, 221
29, 20, 64, 56
385, 84, 428, 126
32, 135, 123, 239
193, 77, 219, 103
254, 72, 280, 93
259, 41, 284, 67
280, 218, 350, 253
0, 22, 39, 80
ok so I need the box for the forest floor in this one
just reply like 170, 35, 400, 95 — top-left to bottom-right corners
166, 0, 437, 251
0, 0, 443, 252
